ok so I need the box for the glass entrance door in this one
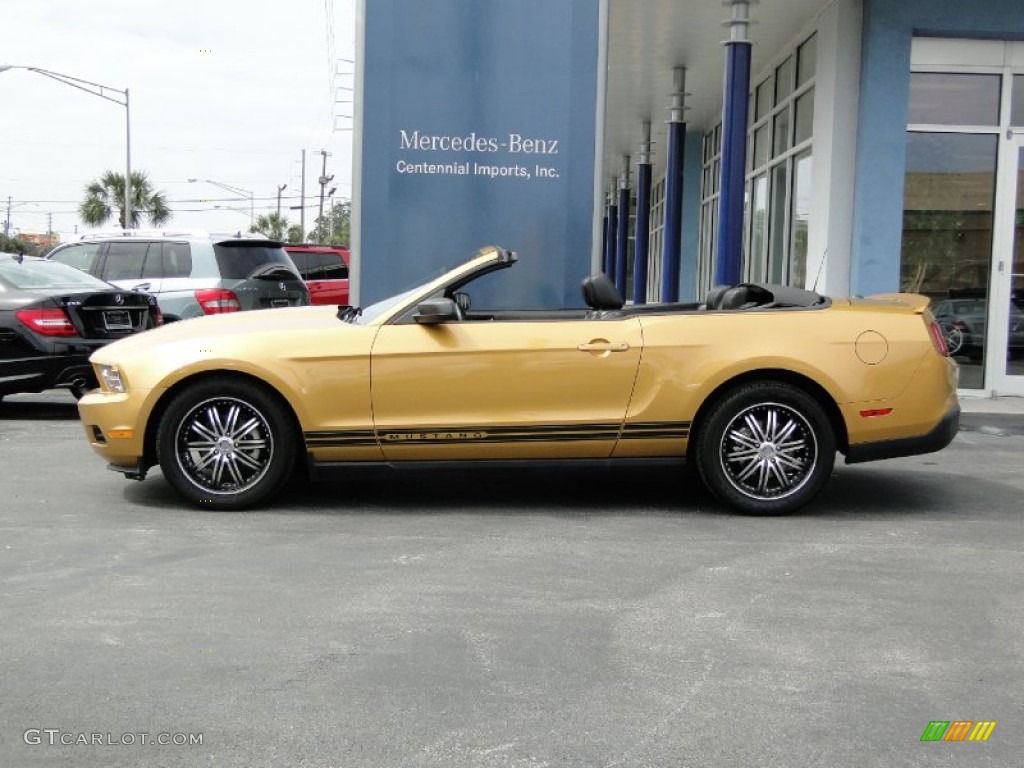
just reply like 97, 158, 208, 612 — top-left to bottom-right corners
989, 135, 1024, 394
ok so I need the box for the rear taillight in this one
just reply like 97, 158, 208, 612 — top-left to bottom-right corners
16, 307, 76, 337
927, 319, 949, 357
195, 289, 241, 314
153, 304, 164, 326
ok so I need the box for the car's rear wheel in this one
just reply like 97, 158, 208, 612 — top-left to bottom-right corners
695, 381, 835, 514
157, 378, 296, 509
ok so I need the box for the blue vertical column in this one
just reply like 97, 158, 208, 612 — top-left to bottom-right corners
604, 193, 618, 279
601, 208, 609, 275
615, 157, 630, 299
661, 67, 688, 303
633, 121, 653, 305
715, 0, 753, 286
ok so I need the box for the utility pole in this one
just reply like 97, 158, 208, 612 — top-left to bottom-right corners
317, 149, 334, 244
300, 149, 307, 238
4, 196, 10, 237
276, 183, 287, 217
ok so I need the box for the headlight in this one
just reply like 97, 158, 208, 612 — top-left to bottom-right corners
97, 364, 126, 393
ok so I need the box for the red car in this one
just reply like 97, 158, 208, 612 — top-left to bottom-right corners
283, 245, 350, 306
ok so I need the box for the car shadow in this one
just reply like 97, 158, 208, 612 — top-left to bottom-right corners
0, 394, 80, 421
123, 464, 720, 517
119, 462, 1014, 520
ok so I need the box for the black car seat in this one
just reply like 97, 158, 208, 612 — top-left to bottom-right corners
581, 273, 625, 318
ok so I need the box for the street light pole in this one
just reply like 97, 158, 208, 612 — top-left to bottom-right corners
188, 179, 254, 228
125, 88, 131, 229
277, 184, 287, 217
0, 64, 132, 229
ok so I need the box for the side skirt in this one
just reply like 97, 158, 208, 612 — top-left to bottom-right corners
307, 455, 686, 481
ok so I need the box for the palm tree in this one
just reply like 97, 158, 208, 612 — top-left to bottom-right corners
250, 212, 289, 241
80, 170, 171, 229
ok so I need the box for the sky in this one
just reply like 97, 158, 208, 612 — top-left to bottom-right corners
1, 0, 357, 239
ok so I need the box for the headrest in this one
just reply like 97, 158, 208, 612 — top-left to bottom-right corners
704, 284, 731, 310
719, 285, 751, 310
581, 273, 625, 310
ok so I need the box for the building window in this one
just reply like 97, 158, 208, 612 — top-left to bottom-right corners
742, 32, 816, 289
699, 123, 722, 294
648, 176, 665, 300
908, 72, 1001, 126
903, 72, 1002, 389
1012, 75, 1024, 126
901, 133, 997, 297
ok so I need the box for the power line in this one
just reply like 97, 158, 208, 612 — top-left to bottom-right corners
0, 139, 302, 156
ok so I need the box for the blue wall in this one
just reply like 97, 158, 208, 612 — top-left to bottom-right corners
851, 0, 1024, 296
359, 0, 601, 307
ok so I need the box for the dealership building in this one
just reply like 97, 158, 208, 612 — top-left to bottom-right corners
354, 0, 1024, 396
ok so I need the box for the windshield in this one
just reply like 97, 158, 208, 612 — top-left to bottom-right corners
0, 256, 112, 291
353, 285, 425, 324
349, 258, 472, 324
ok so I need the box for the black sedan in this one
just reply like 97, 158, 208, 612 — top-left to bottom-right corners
0, 253, 160, 400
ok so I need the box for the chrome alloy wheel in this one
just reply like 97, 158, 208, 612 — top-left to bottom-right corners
174, 396, 275, 495
943, 325, 965, 356
717, 401, 818, 501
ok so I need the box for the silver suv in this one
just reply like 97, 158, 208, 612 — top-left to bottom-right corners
47, 230, 310, 321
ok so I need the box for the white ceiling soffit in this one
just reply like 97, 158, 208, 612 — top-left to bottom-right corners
603, 0, 831, 182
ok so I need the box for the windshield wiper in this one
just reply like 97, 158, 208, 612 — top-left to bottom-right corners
337, 305, 362, 323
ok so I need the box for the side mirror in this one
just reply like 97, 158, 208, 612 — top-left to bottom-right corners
413, 297, 459, 324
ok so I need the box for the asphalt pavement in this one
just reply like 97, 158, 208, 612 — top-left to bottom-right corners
0, 390, 1022, 768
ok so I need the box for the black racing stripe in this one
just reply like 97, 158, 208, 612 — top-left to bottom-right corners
404, 423, 620, 436
305, 422, 691, 448
305, 429, 378, 448
306, 424, 620, 438
622, 421, 692, 430
307, 442, 385, 448
621, 421, 691, 440
379, 432, 620, 446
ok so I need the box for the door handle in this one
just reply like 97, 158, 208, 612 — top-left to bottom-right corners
578, 341, 630, 352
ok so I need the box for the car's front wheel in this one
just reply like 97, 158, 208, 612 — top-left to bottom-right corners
695, 381, 836, 514
157, 378, 296, 509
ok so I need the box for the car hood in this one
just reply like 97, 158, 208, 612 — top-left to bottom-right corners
93, 305, 351, 359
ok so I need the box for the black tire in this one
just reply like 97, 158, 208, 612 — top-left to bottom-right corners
695, 381, 836, 514
157, 377, 296, 510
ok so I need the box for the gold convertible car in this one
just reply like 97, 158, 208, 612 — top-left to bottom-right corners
78, 246, 960, 514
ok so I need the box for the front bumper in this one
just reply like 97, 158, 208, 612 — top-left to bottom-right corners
77, 386, 160, 470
